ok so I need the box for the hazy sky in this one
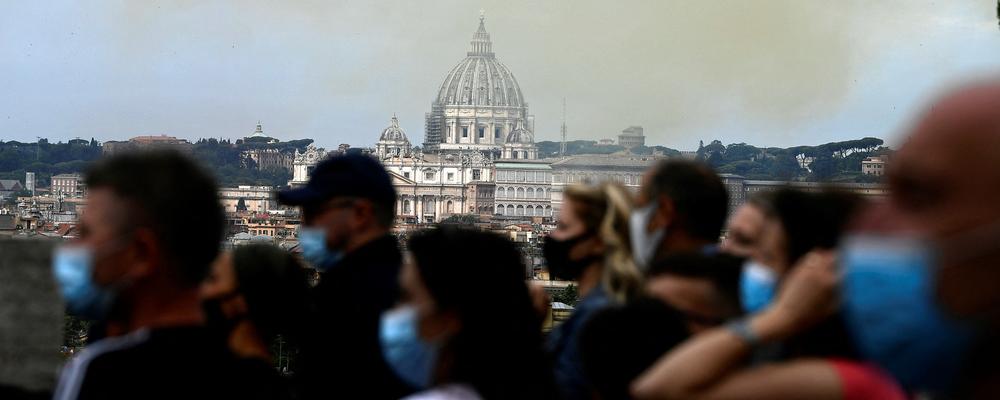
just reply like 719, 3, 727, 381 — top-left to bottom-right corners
1, 1, 998, 151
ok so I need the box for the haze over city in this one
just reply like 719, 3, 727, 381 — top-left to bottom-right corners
1, 1, 998, 150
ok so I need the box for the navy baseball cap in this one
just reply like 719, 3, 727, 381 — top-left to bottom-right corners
277, 154, 396, 207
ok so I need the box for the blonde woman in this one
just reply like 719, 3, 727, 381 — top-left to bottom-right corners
543, 182, 642, 400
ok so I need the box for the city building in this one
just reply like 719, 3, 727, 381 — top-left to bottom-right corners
719, 174, 747, 219
218, 186, 276, 213
0, 180, 23, 200
861, 155, 889, 176
24, 172, 35, 195
494, 161, 552, 217
287, 144, 328, 187
618, 126, 645, 148
246, 120, 278, 142
374, 115, 412, 159
596, 139, 616, 146
502, 119, 538, 160
240, 121, 293, 172
102, 135, 192, 155
50, 173, 84, 197
422, 14, 537, 160
548, 154, 662, 217
376, 115, 496, 223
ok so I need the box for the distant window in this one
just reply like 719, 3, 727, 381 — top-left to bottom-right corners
495, 127, 501, 138
404, 172, 410, 179
472, 169, 481, 180
425, 171, 435, 180
478, 127, 485, 138
447, 172, 454, 181
462, 127, 468, 138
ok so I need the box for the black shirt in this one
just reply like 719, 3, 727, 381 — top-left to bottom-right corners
296, 234, 413, 400
54, 325, 284, 400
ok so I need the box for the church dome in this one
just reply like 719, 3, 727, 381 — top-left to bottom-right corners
379, 115, 409, 142
434, 16, 525, 108
506, 119, 533, 144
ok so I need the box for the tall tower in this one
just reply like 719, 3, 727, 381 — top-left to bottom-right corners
559, 98, 567, 157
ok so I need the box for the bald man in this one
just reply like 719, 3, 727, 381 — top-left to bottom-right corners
856, 80, 1000, 397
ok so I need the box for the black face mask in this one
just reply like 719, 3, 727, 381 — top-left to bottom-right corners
543, 233, 601, 281
201, 291, 247, 341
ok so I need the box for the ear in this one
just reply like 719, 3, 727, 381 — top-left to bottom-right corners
351, 200, 376, 229
124, 227, 161, 281
652, 196, 676, 230
224, 295, 251, 318
420, 309, 462, 342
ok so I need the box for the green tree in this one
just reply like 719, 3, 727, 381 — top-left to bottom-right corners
553, 284, 579, 306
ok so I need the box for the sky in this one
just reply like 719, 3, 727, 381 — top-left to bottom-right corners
1, 1, 998, 151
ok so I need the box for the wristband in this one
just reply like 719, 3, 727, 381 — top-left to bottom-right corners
725, 318, 761, 348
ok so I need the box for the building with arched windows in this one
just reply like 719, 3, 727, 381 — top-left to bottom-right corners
377, 115, 496, 223
494, 161, 552, 218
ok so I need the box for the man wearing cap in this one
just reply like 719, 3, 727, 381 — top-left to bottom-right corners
278, 154, 412, 399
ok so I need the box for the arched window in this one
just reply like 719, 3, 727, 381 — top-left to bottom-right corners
527, 188, 535, 198
516, 187, 524, 198
508, 187, 515, 197
516, 205, 524, 216
535, 206, 543, 216
496, 204, 504, 215
545, 206, 552, 217
538, 188, 546, 199
526, 205, 534, 216
507, 205, 514, 215
497, 187, 505, 198
446, 201, 454, 214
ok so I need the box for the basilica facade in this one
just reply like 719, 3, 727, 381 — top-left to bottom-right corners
290, 15, 546, 223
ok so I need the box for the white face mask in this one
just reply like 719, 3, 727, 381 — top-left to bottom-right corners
629, 202, 666, 270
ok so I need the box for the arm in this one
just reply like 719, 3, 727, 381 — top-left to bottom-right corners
632, 251, 841, 400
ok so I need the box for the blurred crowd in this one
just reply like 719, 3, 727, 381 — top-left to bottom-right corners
5, 81, 1000, 400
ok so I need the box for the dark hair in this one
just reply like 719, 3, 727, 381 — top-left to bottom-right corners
231, 244, 312, 345
648, 160, 729, 241
765, 188, 864, 360
85, 150, 223, 285
371, 201, 395, 228
767, 188, 863, 267
408, 226, 554, 399
579, 297, 690, 400
646, 252, 743, 313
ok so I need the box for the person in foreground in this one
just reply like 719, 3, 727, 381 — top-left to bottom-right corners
277, 153, 411, 399
199, 244, 312, 399
838, 80, 1000, 398
542, 182, 642, 400
629, 160, 729, 269
631, 250, 906, 400
51, 151, 269, 400
380, 226, 554, 400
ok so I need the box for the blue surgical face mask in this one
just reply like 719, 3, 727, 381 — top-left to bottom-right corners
739, 260, 777, 314
629, 202, 665, 270
840, 234, 976, 392
379, 305, 439, 390
298, 227, 343, 272
52, 245, 117, 320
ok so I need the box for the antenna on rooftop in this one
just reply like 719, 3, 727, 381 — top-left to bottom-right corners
559, 98, 567, 157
